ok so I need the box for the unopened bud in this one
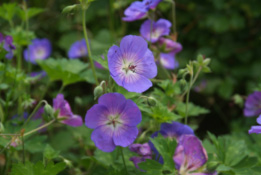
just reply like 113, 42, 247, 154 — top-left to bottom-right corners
94, 86, 103, 100
44, 104, 54, 117
179, 79, 187, 86
147, 97, 157, 107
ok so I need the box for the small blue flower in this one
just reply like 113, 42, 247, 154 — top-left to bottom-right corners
68, 39, 88, 59
140, 19, 171, 43
159, 52, 179, 70
249, 115, 261, 134
24, 38, 52, 64
0, 32, 16, 59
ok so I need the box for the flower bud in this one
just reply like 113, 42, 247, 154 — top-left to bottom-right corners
94, 86, 103, 100
44, 103, 54, 117
179, 79, 187, 86
147, 97, 157, 107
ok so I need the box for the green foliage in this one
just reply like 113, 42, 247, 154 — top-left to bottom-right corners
18, 8, 45, 21
0, 3, 17, 21
10, 161, 66, 175
37, 58, 96, 86
175, 102, 209, 117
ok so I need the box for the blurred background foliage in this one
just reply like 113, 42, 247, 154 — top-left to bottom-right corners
0, 0, 260, 136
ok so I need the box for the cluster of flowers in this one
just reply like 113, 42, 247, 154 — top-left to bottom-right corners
244, 91, 261, 134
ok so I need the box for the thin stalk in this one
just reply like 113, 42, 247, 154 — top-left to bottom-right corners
58, 84, 65, 94
22, 100, 47, 128
185, 75, 193, 124
24, 119, 56, 137
171, 0, 176, 36
82, 9, 99, 85
109, 0, 115, 40
21, 134, 25, 164
120, 147, 128, 174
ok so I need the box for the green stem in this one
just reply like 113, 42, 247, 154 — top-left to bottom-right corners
22, 134, 25, 164
120, 147, 128, 174
171, 0, 176, 35
109, 0, 115, 40
58, 84, 65, 94
24, 119, 56, 137
82, 8, 99, 85
22, 100, 47, 128
185, 75, 193, 125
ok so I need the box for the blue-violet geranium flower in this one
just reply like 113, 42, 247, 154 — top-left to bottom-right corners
0, 32, 16, 59
85, 93, 142, 152
244, 91, 261, 117
159, 52, 179, 70
68, 39, 88, 59
159, 37, 183, 53
140, 19, 171, 43
53, 94, 83, 127
249, 115, 261, 134
107, 35, 157, 93
24, 38, 52, 64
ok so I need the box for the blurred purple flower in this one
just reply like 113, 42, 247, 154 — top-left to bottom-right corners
173, 135, 214, 175
129, 143, 152, 170
53, 94, 83, 127
158, 38, 183, 53
30, 71, 47, 80
244, 91, 261, 117
85, 93, 142, 152
68, 39, 88, 59
159, 52, 179, 70
140, 19, 171, 43
122, 0, 162, 22
107, 35, 157, 93
24, 38, 52, 64
0, 33, 16, 59
194, 80, 207, 93
249, 115, 261, 134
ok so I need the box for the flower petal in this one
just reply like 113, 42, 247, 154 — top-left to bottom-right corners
173, 135, 208, 172
98, 93, 127, 114
119, 99, 142, 126
85, 104, 109, 129
136, 49, 157, 79
62, 114, 83, 127
120, 35, 148, 61
123, 73, 153, 93
160, 52, 179, 70
113, 125, 138, 147
91, 125, 115, 152
160, 122, 194, 139
249, 126, 261, 134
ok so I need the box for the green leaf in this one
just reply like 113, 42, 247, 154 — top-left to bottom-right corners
150, 134, 177, 170
37, 58, 96, 86
44, 144, 60, 160
62, 4, 81, 14
138, 159, 163, 173
18, 8, 44, 21
11, 161, 66, 175
0, 3, 18, 21
175, 102, 209, 117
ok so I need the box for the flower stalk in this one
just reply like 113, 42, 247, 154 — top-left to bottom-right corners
81, 6, 99, 85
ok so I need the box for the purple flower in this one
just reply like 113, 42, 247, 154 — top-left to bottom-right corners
107, 35, 157, 93
68, 39, 87, 59
94, 55, 104, 69
122, 0, 162, 22
122, 2, 148, 22
249, 115, 261, 134
53, 94, 83, 127
158, 38, 183, 53
129, 143, 152, 169
140, 19, 171, 43
149, 122, 194, 163
0, 33, 16, 59
143, 0, 162, 10
24, 38, 52, 64
85, 93, 142, 152
159, 52, 179, 70
173, 135, 214, 175
194, 80, 207, 93
30, 71, 47, 80
244, 91, 261, 117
